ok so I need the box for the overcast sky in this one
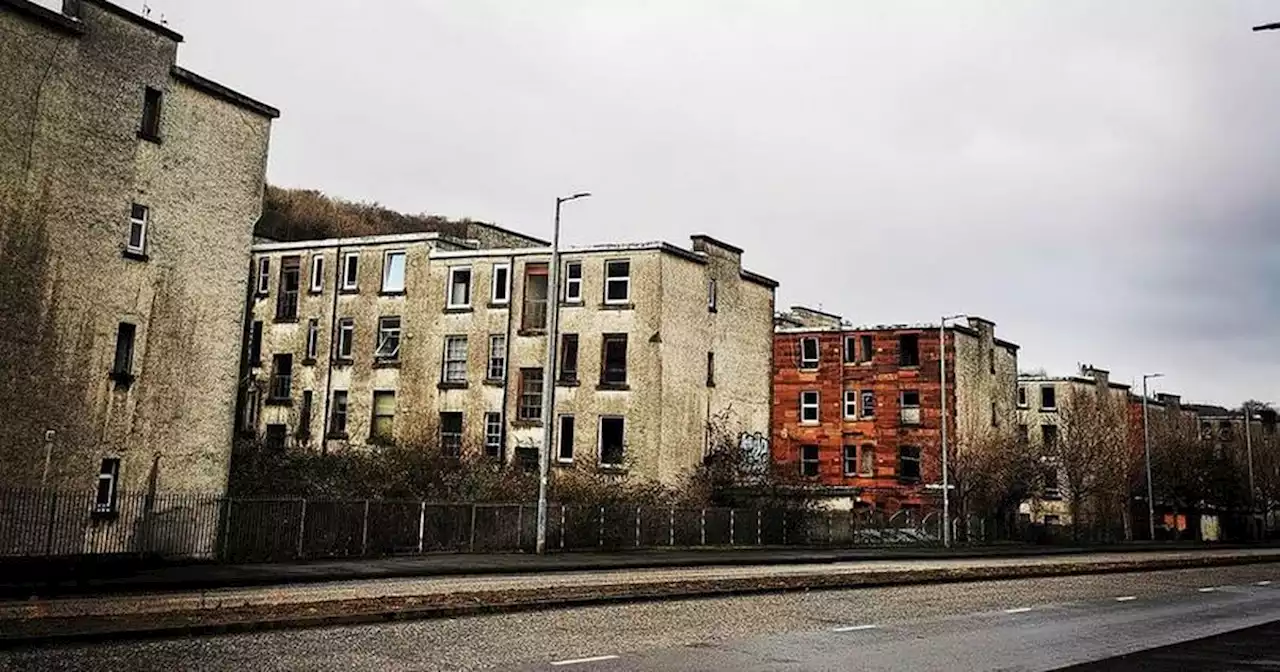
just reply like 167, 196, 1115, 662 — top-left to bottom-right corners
91, 1, 1280, 405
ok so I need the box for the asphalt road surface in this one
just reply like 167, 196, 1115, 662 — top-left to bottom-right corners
6, 564, 1280, 671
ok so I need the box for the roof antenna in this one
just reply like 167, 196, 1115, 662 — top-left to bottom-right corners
160, 13, 167, 25
142, 1, 151, 16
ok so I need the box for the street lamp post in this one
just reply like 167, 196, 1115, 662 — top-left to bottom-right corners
939, 314, 966, 548
1244, 402, 1257, 540
1141, 373, 1163, 541
535, 192, 591, 555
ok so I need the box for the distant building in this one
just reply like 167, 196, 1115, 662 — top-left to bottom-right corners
0, 0, 277, 507
772, 309, 1019, 511
241, 234, 776, 486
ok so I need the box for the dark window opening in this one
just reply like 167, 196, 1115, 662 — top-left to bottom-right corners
558, 415, 575, 462
440, 411, 462, 457
843, 446, 857, 476
522, 263, 549, 330
139, 87, 162, 140
800, 445, 820, 477
1041, 385, 1057, 410
861, 391, 876, 418
600, 416, 625, 466
843, 336, 855, 364
898, 446, 922, 482
298, 390, 313, 440
112, 322, 136, 381
1042, 424, 1058, 450
95, 458, 120, 514
860, 335, 873, 363
276, 256, 300, 320
328, 391, 349, 437
268, 354, 293, 402
248, 320, 263, 365
898, 334, 920, 367
706, 351, 715, 386
800, 337, 819, 368
559, 333, 579, 383
265, 424, 287, 451
518, 368, 543, 422
900, 389, 921, 425
601, 333, 628, 386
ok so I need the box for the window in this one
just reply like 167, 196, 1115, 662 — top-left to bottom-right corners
127, 203, 147, 255
518, 368, 544, 421
491, 263, 510, 304
522, 263, 549, 330
371, 391, 396, 443
442, 335, 468, 383
139, 87, 162, 140
564, 261, 583, 303
440, 411, 462, 457
309, 255, 324, 293
1040, 385, 1057, 411
447, 266, 472, 308
600, 333, 628, 386
706, 351, 715, 387
95, 458, 120, 514
799, 337, 819, 368
298, 390, 313, 440
382, 251, 406, 293
112, 322, 136, 380
843, 336, 855, 364
707, 279, 718, 312
559, 333, 579, 383
1017, 424, 1029, 444
558, 415, 575, 462
843, 446, 858, 476
268, 354, 293, 402
604, 259, 631, 304
844, 391, 857, 420
305, 319, 319, 361
256, 257, 270, 296
800, 391, 819, 424
1042, 461, 1061, 499
899, 334, 920, 366
1017, 386, 1028, 408
860, 444, 876, 476
276, 256, 300, 320
599, 416, 625, 467
484, 412, 504, 459
1042, 424, 1058, 450
861, 391, 875, 418
898, 446, 922, 482
341, 252, 359, 291
860, 335, 873, 363
240, 387, 259, 434
248, 320, 263, 365
376, 316, 401, 361
487, 334, 507, 381
328, 390, 349, 437
991, 402, 999, 427
335, 318, 355, 360
800, 445, 819, 477
989, 347, 996, 375
265, 424, 287, 451
900, 390, 921, 425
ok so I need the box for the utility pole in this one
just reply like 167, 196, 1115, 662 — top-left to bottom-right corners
535, 192, 590, 555
1141, 373, 1163, 541
938, 314, 965, 548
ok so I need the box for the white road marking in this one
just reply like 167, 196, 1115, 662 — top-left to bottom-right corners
832, 624, 879, 632
1198, 587, 1217, 593
550, 655, 621, 666
1259, 581, 1273, 586
1004, 607, 1033, 614
1115, 596, 1138, 602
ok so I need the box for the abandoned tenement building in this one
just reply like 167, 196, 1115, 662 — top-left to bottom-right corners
241, 233, 777, 485
0, 0, 278, 500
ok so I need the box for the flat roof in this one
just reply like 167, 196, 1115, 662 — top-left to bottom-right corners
253, 232, 448, 252
172, 66, 279, 119
87, 0, 183, 42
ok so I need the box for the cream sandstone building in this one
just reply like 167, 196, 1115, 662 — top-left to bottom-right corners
243, 233, 776, 486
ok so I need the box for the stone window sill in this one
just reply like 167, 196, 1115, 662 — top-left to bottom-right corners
596, 382, 630, 391
373, 359, 401, 369
122, 249, 149, 262
437, 381, 468, 390
599, 302, 635, 311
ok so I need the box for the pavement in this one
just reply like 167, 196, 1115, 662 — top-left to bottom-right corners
3, 547, 1280, 647
5, 562, 1280, 671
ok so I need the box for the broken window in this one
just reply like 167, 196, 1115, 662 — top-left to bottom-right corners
446, 266, 472, 308
563, 261, 583, 303
268, 354, 293, 401
800, 390, 820, 424
900, 390, 921, 425
484, 412, 503, 459
139, 87, 162, 140
127, 203, 148, 255
558, 415, 575, 462
861, 391, 876, 418
898, 446, 921, 482
335, 318, 354, 361
487, 334, 507, 381
491, 263, 510, 304
522, 262, 549, 330
371, 391, 396, 443
800, 445, 820, 477
601, 333, 628, 386
276, 256, 300, 321
95, 458, 120, 514
1040, 385, 1057, 410
860, 444, 876, 476
843, 446, 858, 476
382, 251, 406, 293
309, 254, 324, 293
442, 335, 467, 383
604, 259, 631, 304
328, 390, 349, 437
799, 337, 819, 368
439, 411, 462, 457
559, 333, 579, 383
599, 416, 626, 466
376, 316, 401, 361
898, 334, 920, 367
341, 252, 359, 291
518, 368, 543, 422
860, 334, 873, 363
112, 322, 136, 381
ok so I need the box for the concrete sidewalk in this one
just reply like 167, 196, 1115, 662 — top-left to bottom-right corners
4, 547, 1280, 647
3, 541, 1262, 598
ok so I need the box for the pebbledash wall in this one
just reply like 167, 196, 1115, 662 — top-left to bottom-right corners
772, 309, 1018, 512
242, 233, 777, 486
0, 0, 277, 503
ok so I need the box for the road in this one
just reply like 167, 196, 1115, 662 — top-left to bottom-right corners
4, 564, 1280, 671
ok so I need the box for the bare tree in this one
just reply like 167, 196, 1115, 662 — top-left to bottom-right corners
1054, 386, 1129, 540
950, 428, 1043, 540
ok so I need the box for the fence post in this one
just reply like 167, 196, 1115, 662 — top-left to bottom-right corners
635, 505, 641, 548
360, 500, 370, 556
560, 505, 566, 550
827, 512, 833, 546
43, 491, 58, 557
598, 506, 605, 548
219, 498, 233, 561
757, 509, 763, 546
296, 499, 307, 560
517, 504, 525, 551
469, 504, 478, 552
729, 509, 736, 546
417, 501, 426, 554
700, 508, 707, 546
782, 510, 788, 545
669, 506, 675, 546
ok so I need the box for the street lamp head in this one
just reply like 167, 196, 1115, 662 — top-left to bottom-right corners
1143, 373, 1165, 380
941, 314, 966, 322
1254, 22, 1280, 31
559, 192, 592, 203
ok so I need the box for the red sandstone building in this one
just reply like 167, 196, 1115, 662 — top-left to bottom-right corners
772, 307, 1019, 512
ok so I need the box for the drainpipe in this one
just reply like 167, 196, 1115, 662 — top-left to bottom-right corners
500, 254, 515, 463
318, 244, 342, 455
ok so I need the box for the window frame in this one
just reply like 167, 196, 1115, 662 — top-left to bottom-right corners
127, 203, 148, 255
598, 415, 626, 468
268, 353, 293, 402
256, 257, 270, 296
439, 411, 463, 457
600, 333, 628, 387
484, 411, 504, 459
558, 414, 576, 463
563, 261, 583, 303
900, 389, 921, 426
860, 444, 876, 476
111, 322, 137, 381
898, 333, 921, 367
860, 334, 874, 363
800, 390, 820, 424
559, 333, 579, 384
309, 254, 325, 293
95, 458, 121, 515
1017, 385, 1028, 408
1040, 385, 1057, 411
381, 250, 407, 294
335, 318, 355, 361
341, 252, 360, 291
487, 334, 507, 381
799, 337, 819, 369
843, 445, 858, 477
707, 278, 718, 312
240, 387, 260, 434
861, 390, 875, 418
898, 445, 922, 483
375, 316, 402, 361
522, 262, 550, 331
275, 255, 301, 321
328, 390, 349, 437
490, 263, 511, 305
517, 368, 544, 422
603, 259, 631, 305
371, 390, 396, 444
800, 445, 820, 478
441, 335, 468, 384
305, 318, 319, 361
843, 335, 855, 364
446, 265, 473, 309
139, 86, 162, 141
843, 390, 857, 420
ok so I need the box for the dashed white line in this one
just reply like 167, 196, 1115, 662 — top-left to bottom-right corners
1198, 587, 1217, 593
1004, 607, 1033, 614
1258, 581, 1273, 587
832, 624, 879, 632
1115, 596, 1138, 602
550, 655, 621, 666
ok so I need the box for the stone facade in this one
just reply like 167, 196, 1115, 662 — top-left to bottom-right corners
0, 0, 277, 499
242, 233, 776, 486
772, 311, 1018, 511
